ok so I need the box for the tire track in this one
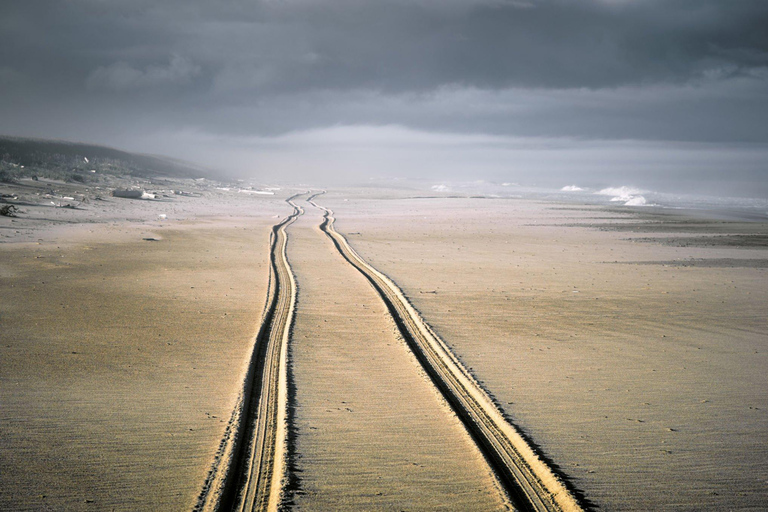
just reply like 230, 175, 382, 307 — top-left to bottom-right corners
196, 195, 303, 512
309, 196, 584, 512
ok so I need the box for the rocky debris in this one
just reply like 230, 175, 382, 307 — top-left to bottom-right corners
1, 204, 19, 216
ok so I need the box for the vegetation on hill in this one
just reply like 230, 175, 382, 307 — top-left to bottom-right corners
0, 136, 212, 184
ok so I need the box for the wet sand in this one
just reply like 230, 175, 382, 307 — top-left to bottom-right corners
321, 192, 768, 511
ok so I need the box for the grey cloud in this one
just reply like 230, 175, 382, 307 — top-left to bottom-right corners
209, 0, 768, 92
0, 66, 26, 87
0, 0, 767, 187
85, 55, 201, 91
154, 74, 768, 144
4, 0, 768, 94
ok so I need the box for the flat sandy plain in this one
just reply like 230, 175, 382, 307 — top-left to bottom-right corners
323, 188, 768, 511
1, 177, 287, 510
2, 179, 767, 510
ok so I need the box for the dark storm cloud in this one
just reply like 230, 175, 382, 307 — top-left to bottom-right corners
0, 0, 767, 183
3, 0, 767, 94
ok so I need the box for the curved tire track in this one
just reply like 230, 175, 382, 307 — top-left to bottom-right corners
309, 197, 584, 512
196, 195, 303, 512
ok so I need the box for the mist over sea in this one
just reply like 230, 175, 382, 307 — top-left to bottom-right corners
413, 180, 768, 221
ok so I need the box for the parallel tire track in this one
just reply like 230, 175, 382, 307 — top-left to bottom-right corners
196, 195, 303, 512
309, 198, 584, 512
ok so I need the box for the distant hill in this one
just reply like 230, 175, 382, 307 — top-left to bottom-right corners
0, 136, 215, 183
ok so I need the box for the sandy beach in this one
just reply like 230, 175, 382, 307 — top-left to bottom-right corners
322, 191, 768, 510
0, 180, 289, 511
4, 2, 768, 509
286, 198, 510, 511
2, 180, 767, 510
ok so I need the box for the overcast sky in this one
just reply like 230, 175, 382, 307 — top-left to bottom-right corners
1, 0, 767, 194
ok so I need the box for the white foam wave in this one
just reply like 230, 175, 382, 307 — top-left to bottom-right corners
431, 184, 449, 192
596, 186, 644, 200
561, 185, 584, 192
595, 186, 649, 206
624, 196, 647, 206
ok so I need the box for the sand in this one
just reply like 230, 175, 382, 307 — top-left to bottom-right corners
0, 184, 288, 511
2, 180, 767, 510
320, 191, 768, 511
285, 198, 510, 510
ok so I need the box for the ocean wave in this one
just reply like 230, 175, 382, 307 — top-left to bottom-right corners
624, 196, 647, 206
595, 186, 649, 206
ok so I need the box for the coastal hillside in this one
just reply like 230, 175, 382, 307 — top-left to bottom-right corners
0, 136, 212, 183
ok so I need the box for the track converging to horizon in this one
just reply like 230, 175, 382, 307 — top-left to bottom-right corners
197, 192, 584, 512
196, 195, 302, 512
